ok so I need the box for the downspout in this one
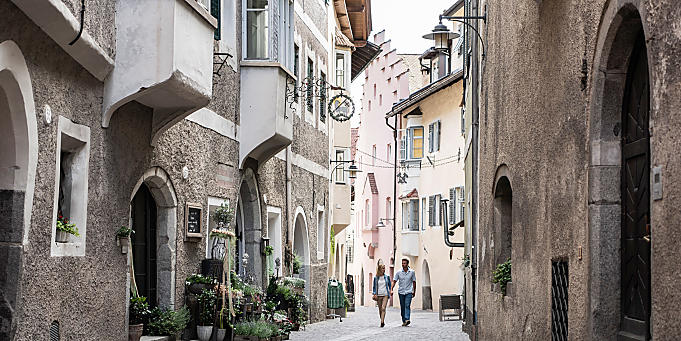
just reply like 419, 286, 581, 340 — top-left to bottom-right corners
385, 113, 398, 273
470, 0, 480, 336
285, 146, 292, 274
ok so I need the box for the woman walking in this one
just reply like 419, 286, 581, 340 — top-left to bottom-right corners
372, 263, 392, 327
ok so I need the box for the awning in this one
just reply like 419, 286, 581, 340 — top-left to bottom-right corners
351, 41, 381, 81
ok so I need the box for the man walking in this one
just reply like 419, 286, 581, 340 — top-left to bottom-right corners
391, 258, 416, 326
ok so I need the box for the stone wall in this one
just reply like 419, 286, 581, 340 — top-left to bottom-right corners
476, 0, 681, 339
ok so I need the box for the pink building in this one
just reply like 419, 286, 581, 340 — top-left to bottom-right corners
351, 30, 428, 307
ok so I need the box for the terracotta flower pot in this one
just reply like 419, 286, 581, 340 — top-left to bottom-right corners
128, 323, 143, 341
56, 230, 69, 243
197, 325, 213, 341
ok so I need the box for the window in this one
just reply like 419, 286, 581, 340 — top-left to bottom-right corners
458, 186, 465, 223
402, 199, 419, 231
336, 53, 345, 88
278, 0, 294, 69
449, 188, 456, 224
494, 176, 512, 266
52, 117, 90, 256
393, 90, 398, 101
294, 44, 300, 102
245, 0, 269, 59
365, 199, 370, 227
386, 144, 392, 161
386, 198, 392, 221
335, 150, 345, 183
320, 71, 327, 122
399, 135, 407, 161
372, 145, 376, 165
373, 84, 376, 98
428, 121, 441, 153
307, 58, 314, 112
210, 0, 221, 39
368, 100, 371, 111
317, 210, 325, 260
379, 94, 382, 106
461, 107, 465, 135
428, 195, 441, 226
410, 127, 424, 159
421, 197, 426, 230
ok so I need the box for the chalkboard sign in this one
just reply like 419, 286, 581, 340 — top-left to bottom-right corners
185, 202, 203, 239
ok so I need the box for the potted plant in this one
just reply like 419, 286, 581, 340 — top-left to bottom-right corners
215, 308, 228, 341
55, 212, 79, 243
291, 254, 301, 276
492, 259, 512, 296
187, 274, 216, 295
233, 321, 255, 341
196, 288, 217, 341
117, 226, 134, 254
128, 296, 149, 341
145, 306, 190, 341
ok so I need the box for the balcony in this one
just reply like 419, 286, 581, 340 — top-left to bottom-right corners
102, 0, 217, 145
401, 231, 419, 257
239, 62, 294, 168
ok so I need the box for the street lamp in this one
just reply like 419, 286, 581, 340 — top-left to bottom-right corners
346, 163, 360, 180
329, 160, 362, 183
422, 22, 460, 52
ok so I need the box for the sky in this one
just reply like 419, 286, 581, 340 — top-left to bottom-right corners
350, 0, 455, 127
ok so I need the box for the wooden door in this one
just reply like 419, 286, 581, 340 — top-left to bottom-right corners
620, 33, 651, 340
132, 184, 158, 307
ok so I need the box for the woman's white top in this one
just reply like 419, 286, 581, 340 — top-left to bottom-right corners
377, 276, 389, 296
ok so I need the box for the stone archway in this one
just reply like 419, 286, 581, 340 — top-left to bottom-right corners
588, 3, 652, 340
130, 167, 178, 309
236, 167, 263, 285
0, 40, 38, 341
293, 207, 311, 297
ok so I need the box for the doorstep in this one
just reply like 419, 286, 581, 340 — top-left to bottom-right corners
140, 337, 169, 341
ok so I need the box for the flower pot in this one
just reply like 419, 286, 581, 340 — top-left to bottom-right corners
282, 334, 289, 340
197, 325, 213, 341
216, 328, 227, 341
56, 230, 69, 243
119, 236, 129, 254
189, 283, 210, 295
128, 323, 143, 341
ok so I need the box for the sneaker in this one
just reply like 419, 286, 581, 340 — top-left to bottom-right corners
381, 322, 385, 328
405, 320, 411, 326
402, 321, 407, 326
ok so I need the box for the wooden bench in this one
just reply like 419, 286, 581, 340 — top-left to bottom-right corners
439, 294, 462, 321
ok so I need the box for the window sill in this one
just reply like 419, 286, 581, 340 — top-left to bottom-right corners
240, 60, 296, 80
182, 0, 218, 28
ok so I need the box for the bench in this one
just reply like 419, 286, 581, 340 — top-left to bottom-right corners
439, 294, 462, 321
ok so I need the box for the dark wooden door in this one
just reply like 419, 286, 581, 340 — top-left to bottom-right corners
620, 33, 651, 340
132, 184, 158, 307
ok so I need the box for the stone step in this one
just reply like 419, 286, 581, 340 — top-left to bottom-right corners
617, 331, 646, 341
140, 336, 169, 341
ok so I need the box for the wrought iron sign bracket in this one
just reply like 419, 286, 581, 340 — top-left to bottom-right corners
440, 11, 488, 59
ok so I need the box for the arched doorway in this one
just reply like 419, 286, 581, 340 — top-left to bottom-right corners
130, 167, 178, 309
236, 168, 263, 285
293, 208, 310, 296
422, 260, 432, 310
0, 40, 38, 341
589, 5, 651, 340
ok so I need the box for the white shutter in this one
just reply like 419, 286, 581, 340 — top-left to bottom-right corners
449, 188, 456, 224
436, 121, 441, 151
428, 196, 434, 226
428, 123, 434, 153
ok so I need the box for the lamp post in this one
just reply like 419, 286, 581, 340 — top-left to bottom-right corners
422, 22, 460, 52
329, 160, 361, 183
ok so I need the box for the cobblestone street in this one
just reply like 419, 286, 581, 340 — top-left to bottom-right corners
289, 306, 469, 341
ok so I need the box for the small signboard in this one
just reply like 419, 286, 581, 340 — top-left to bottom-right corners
185, 202, 203, 239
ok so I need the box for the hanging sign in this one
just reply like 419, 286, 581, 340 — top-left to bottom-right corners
328, 94, 355, 122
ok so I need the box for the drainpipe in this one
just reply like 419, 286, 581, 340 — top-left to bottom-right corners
385, 113, 398, 271
285, 146, 292, 274
470, 0, 480, 336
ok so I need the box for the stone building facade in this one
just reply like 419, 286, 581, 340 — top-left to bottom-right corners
472, 0, 681, 340
0, 0, 372, 338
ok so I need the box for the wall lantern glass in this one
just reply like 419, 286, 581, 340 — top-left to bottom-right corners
346, 163, 360, 180
423, 22, 460, 52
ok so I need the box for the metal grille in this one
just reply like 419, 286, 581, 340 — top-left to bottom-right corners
551, 261, 568, 341
49, 321, 60, 341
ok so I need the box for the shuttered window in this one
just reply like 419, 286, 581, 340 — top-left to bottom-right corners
449, 188, 456, 224
421, 197, 426, 230
435, 194, 441, 226
428, 196, 435, 226
211, 0, 221, 40
436, 121, 441, 151
428, 123, 434, 153
458, 186, 465, 223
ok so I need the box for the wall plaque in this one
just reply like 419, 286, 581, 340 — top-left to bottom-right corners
185, 202, 203, 239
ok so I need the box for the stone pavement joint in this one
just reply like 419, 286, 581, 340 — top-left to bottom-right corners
289, 306, 470, 341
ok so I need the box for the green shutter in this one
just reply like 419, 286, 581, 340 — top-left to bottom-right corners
211, 0, 221, 40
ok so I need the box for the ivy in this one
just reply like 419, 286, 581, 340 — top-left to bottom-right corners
492, 259, 512, 296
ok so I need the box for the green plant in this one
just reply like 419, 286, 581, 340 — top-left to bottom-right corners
197, 289, 217, 326
129, 296, 150, 325
461, 254, 471, 268
116, 226, 134, 238
186, 274, 216, 286
230, 270, 244, 290
145, 307, 190, 336
492, 259, 512, 295
281, 277, 305, 289
265, 245, 274, 256
56, 212, 80, 237
329, 226, 335, 256
233, 321, 253, 336
343, 294, 350, 309
292, 254, 302, 274
212, 202, 234, 226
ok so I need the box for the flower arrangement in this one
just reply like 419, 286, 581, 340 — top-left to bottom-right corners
212, 202, 234, 227
129, 296, 150, 325
186, 274, 217, 286
209, 228, 235, 240
56, 212, 80, 237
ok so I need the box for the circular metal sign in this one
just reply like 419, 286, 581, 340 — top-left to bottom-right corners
328, 94, 355, 122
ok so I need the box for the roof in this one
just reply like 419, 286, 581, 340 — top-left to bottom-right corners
399, 188, 419, 200
334, 0, 373, 47
335, 27, 355, 49
442, 0, 465, 16
351, 41, 382, 81
387, 70, 464, 117
367, 173, 378, 194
